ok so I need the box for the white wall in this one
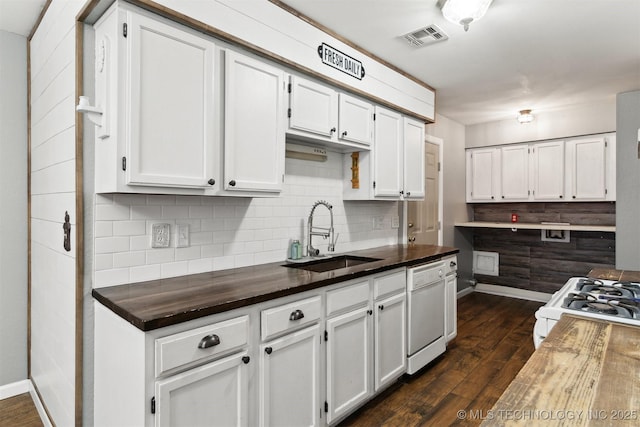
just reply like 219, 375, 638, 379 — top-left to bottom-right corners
0, 30, 29, 387
426, 114, 473, 289
92, 152, 400, 288
465, 101, 616, 147
30, 1, 84, 425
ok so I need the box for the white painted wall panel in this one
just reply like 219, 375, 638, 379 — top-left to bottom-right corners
30, 1, 84, 425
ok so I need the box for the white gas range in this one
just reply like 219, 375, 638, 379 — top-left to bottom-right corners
533, 277, 640, 348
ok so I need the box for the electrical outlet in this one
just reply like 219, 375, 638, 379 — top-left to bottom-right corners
176, 224, 190, 248
391, 216, 400, 228
151, 223, 171, 248
373, 216, 384, 230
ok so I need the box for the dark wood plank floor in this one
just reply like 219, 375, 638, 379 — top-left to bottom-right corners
339, 292, 544, 427
0, 393, 43, 427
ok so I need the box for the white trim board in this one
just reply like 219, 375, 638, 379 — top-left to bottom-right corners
474, 283, 552, 303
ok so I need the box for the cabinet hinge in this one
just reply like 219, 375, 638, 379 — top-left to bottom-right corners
287, 83, 291, 93
324, 330, 328, 341
373, 113, 376, 121
605, 188, 608, 195
122, 157, 126, 171
324, 401, 328, 413
373, 181, 376, 189
438, 162, 441, 172
287, 108, 291, 118
438, 221, 441, 230
123, 23, 127, 38
151, 396, 155, 414
282, 174, 285, 183
528, 190, 530, 196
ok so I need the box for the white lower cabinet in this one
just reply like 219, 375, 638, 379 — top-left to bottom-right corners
259, 324, 321, 427
445, 268, 457, 343
94, 267, 421, 427
155, 351, 249, 427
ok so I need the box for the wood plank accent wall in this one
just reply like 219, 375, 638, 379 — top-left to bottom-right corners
472, 202, 616, 293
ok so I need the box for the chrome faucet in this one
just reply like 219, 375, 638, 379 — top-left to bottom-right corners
307, 200, 336, 257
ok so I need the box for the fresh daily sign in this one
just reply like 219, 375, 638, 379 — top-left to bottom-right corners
318, 43, 365, 80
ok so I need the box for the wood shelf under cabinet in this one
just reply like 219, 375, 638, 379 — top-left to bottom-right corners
454, 221, 615, 232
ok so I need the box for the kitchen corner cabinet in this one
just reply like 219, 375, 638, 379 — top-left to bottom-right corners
223, 50, 285, 194
466, 132, 615, 203
93, 5, 216, 194
287, 75, 373, 151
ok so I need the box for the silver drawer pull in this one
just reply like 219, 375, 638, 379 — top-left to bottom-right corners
198, 334, 220, 349
289, 309, 305, 321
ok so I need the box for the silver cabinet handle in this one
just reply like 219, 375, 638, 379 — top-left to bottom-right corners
289, 309, 305, 321
198, 334, 220, 349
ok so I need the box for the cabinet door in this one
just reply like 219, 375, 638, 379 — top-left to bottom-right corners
500, 145, 529, 200
403, 117, 426, 199
374, 292, 406, 391
445, 273, 457, 343
259, 324, 321, 427
531, 141, 565, 200
224, 50, 285, 192
289, 75, 338, 138
155, 351, 249, 427
127, 12, 215, 188
326, 307, 372, 424
373, 106, 403, 198
467, 148, 500, 201
338, 93, 373, 146
567, 136, 607, 200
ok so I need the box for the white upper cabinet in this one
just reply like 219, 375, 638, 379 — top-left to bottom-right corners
223, 50, 285, 194
373, 107, 403, 198
338, 93, 374, 146
403, 117, 426, 199
566, 134, 615, 201
500, 145, 529, 201
466, 147, 500, 202
93, 5, 217, 194
287, 75, 372, 151
466, 133, 615, 203
530, 140, 565, 201
288, 75, 338, 138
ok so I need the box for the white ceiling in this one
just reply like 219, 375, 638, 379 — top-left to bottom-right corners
2, 0, 639, 125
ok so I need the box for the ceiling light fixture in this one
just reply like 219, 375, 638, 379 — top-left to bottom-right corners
517, 109, 534, 124
441, 0, 493, 32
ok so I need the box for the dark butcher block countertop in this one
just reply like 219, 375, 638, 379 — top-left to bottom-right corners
92, 244, 458, 331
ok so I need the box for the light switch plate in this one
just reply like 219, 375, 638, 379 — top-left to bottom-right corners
176, 224, 190, 248
151, 223, 171, 248
391, 216, 400, 228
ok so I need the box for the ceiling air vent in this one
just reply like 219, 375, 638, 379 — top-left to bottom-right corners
402, 24, 449, 47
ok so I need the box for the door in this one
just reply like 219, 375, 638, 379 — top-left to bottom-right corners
224, 50, 285, 192
467, 148, 499, 201
403, 117, 425, 199
531, 140, 565, 200
567, 136, 607, 200
373, 106, 403, 198
155, 351, 249, 427
338, 93, 373, 146
374, 292, 406, 391
408, 141, 439, 244
326, 307, 372, 424
500, 144, 529, 200
127, 12, 215, 188
259, 325, 321, 427
289, 75, 338, 138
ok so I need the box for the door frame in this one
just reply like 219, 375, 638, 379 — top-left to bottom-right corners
402, 134, 444, 245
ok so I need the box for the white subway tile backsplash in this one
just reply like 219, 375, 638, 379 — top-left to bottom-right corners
92, 154, 400, 288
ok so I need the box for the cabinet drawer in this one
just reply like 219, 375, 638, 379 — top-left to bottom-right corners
326, 280, 370, 316
373, 269, 406, 299
155, 315, 249, 377
261, 296, 321, 341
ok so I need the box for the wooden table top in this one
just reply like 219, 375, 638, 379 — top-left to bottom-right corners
92, 244, 458, 331
484, 315, 640, 426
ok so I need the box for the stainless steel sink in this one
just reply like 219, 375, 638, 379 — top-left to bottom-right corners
283, 255, 381, 273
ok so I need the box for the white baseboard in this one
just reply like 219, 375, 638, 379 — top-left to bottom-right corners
0, 379, 52, 427
474, 283, 552, 303
457, 286, 474, 299
0, 379, 30, 400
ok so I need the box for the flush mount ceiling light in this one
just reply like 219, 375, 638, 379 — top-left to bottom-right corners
441, 0, 493, 32
517, 109, 534, 124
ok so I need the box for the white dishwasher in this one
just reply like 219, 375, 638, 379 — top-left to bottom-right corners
406, 258, 452, 374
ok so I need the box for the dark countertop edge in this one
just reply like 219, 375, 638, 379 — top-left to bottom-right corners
93, 245, 459, 331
